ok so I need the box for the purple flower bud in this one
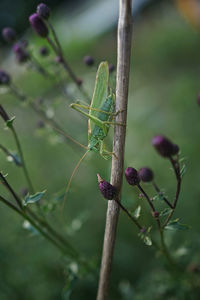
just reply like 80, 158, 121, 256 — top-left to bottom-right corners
2, 27, 16, 43
125, 167, 140, 186
109, 64, 115, 73
0, 105, 10, 122
37, 3, 50, 20
152, 211, 160, 218
13, 43, 29, 63
0, 70, 10, 85
29, 13, 48, 38
39, 46, 49, 56
138, 167, 154, 182
36, 120, 45, 128
84, 56, 94, 66
97, 174, 117, 200
152, 135, 177, 158
76, 78, 83, 86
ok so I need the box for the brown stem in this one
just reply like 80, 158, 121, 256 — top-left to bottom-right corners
97, 1, 132, 299
152, 181, 173, 209
0, 172, 22, 209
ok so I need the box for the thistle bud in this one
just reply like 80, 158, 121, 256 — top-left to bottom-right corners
152, 211, 160, 218
39, 46, 49, 56
29, 13, 48, 38
84, 56, 94, 66
0, 70, 10, 85
152, 135, 177, 158
109, 64, 115, 73
125, 167, 140, 186
2, 27, 16, 43
13, 43, 29, 63
97, 174, 117, 200
37, 3, 50, 20
138, 167, 154, 182
171, 144, 179, 155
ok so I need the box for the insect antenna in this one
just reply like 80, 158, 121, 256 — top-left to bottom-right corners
61, 149, 90, 213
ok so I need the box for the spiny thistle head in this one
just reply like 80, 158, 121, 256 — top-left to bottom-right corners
97, 174, 117, 200
152, 135, 179, 158
138, 167, 154, 182
2, 27, 16, 43
37, 3, 50, 20
29, 13, 49, 38
84, 55, 94, 66
125, 167, 140, 186
0, 70, 10, 85
39, 46, 49, 56
109, 64, 115, 73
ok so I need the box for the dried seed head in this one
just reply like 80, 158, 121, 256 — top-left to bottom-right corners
39, 46, 49, 56
138, 167, 154, 182
97, 174, 117, 200
37, 3, 50, 19
152, 135, 177, 158
29, 13, 49, 38
0, 70, 10, 85
109, 64, 115, 73
152, 211, 160, 218
84, 55, 94, 66
125, 167, 140, 186
2, 27, 16, 43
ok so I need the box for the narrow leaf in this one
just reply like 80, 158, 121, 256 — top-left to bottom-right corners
134, 205, 141, 219
23, 190, 46, 206
165, 219, 191, 231
6, 116, 15, 128
160, 208, 172, 217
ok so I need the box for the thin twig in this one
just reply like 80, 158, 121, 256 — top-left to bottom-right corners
97, 1, 132, 299
152, 181, 173, 209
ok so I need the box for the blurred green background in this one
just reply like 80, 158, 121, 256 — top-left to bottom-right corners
0, 0, 200, 299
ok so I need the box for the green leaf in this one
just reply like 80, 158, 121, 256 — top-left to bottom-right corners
160, 208, 172, 217
23, 190, 46, 206
134, 205, 141, 219
152, 192, 166, 202
6, 116, 15, 128
180, 164, 186, 178
165, 218, 191, 231
143, 236, 152, 246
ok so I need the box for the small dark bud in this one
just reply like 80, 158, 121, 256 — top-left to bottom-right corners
140, 227, 146, 233
20, 187, 28, 197
171, 144, 179, 155
13, 43, 29, 63
36, 120, 45, 128
97, 174, 117, 200
76, 78, 83, 86
2, 27, 16, 43
37, 3, 50, 20
0, 70, 10, 85
0, 105, 10, 122
138, 167, 154, 182
125, 167, 140, 186
109, 64, 115, 73
152, 211, 160, 218
152, 135, 177, 158
55, 56, 63, 63
84, 55, 94, 66
39, 46, 49, 56
29, 13, 49, 38
186, 263, 199, 273
197, 93, 200, 106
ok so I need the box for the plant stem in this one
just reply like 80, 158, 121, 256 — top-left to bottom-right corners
159, 228, 178, 271
152, 181, 173, 209
10, 126, 34, 194
97, 1, 132, 299
0, 172, 22, 209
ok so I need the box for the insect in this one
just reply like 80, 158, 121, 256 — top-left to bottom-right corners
62, 61, 124, 208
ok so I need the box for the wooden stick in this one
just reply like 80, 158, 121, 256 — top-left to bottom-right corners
96, 1, 132, 299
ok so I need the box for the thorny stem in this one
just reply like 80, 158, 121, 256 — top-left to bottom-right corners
10, 126, 34, 194
9, 84, 85, 150
114, 199, 142, 229
0, 194, 77, 258
97, 1, 132, 299
46, 36, 90, 102
152, 181, 173, 209
162, 157, 182, 228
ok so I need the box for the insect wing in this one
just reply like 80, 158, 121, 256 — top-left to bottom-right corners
88, 61, 109, 139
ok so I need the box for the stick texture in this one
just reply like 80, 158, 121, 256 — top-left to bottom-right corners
97, 1, 132, 299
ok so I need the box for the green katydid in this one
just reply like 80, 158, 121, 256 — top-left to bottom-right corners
62, 61, 124, 207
